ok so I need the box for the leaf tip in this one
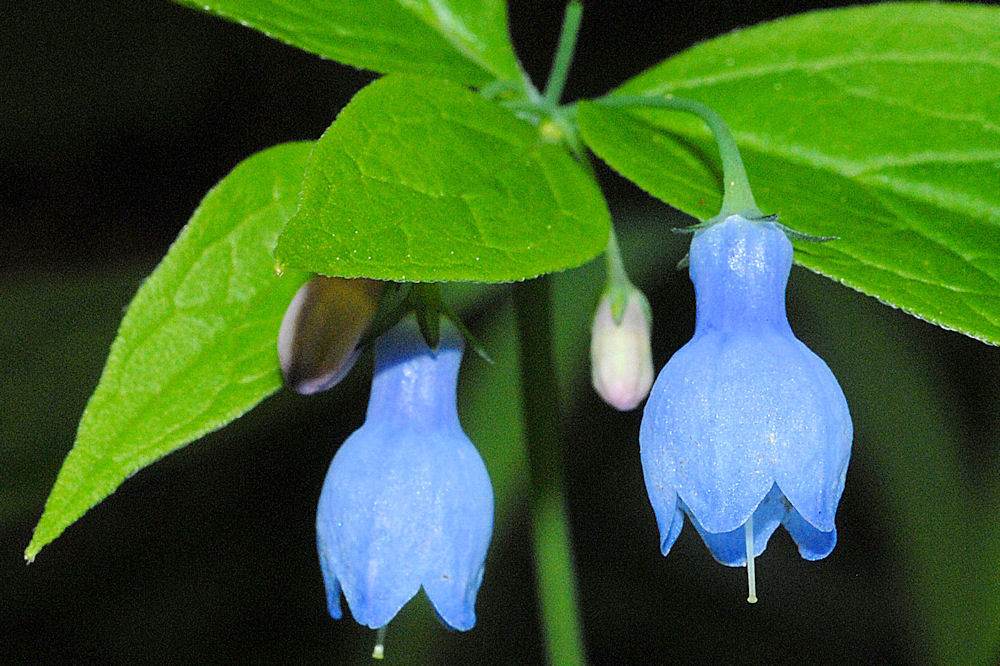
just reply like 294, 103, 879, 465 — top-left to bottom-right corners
24, 540, 42, 565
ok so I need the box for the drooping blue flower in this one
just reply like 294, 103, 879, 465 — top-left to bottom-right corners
640, 215, 851, 575
316, 317, 493, 630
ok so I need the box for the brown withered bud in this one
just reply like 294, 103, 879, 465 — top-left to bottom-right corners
278, 276, 385, 394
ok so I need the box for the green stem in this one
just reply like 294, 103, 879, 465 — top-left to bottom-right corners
598, 94, 762, 219
574, 154, 627, 288
478, 78, 518, 100
543, 1, 584, 108
603, 228, 630, 290
513, 276, 587, 666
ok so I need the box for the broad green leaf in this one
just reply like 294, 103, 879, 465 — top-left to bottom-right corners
276, 74, 611, 282
172, 0, 522, 87
26, 142, 312, 560
577, 3, 1000, 345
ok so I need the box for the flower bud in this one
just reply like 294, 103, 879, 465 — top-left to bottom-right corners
278, 276, 383, 394
590, 287, 654, 411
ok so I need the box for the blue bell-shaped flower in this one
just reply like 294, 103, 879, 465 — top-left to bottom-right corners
640, 215, 851, 596
316, 317, 493, 630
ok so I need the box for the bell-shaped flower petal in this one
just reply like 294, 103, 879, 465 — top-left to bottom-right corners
278, 276, 383, 394
640, 215, 852, 566
316, 318, 493, 630
590, 287, 654, 411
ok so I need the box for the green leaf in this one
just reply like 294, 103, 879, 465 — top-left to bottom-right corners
171, 0, 523, 87
577, 3, 1000, 345
25, 142, 312, 561
276, 74, 611, 282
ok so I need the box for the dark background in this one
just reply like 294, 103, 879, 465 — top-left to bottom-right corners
3, 1, 999, 663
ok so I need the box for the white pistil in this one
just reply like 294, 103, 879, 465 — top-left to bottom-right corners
745, 515, 758, 604
372, 625, 387, 660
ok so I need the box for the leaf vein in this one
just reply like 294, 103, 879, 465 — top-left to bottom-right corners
641, 52, 1000, 94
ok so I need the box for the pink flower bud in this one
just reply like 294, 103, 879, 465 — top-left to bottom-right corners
590, 289, 654, 411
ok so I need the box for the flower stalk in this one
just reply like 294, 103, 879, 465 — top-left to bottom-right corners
596, 94, 762, 220
514, 276, 587, 666
543, 1, 583, 108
